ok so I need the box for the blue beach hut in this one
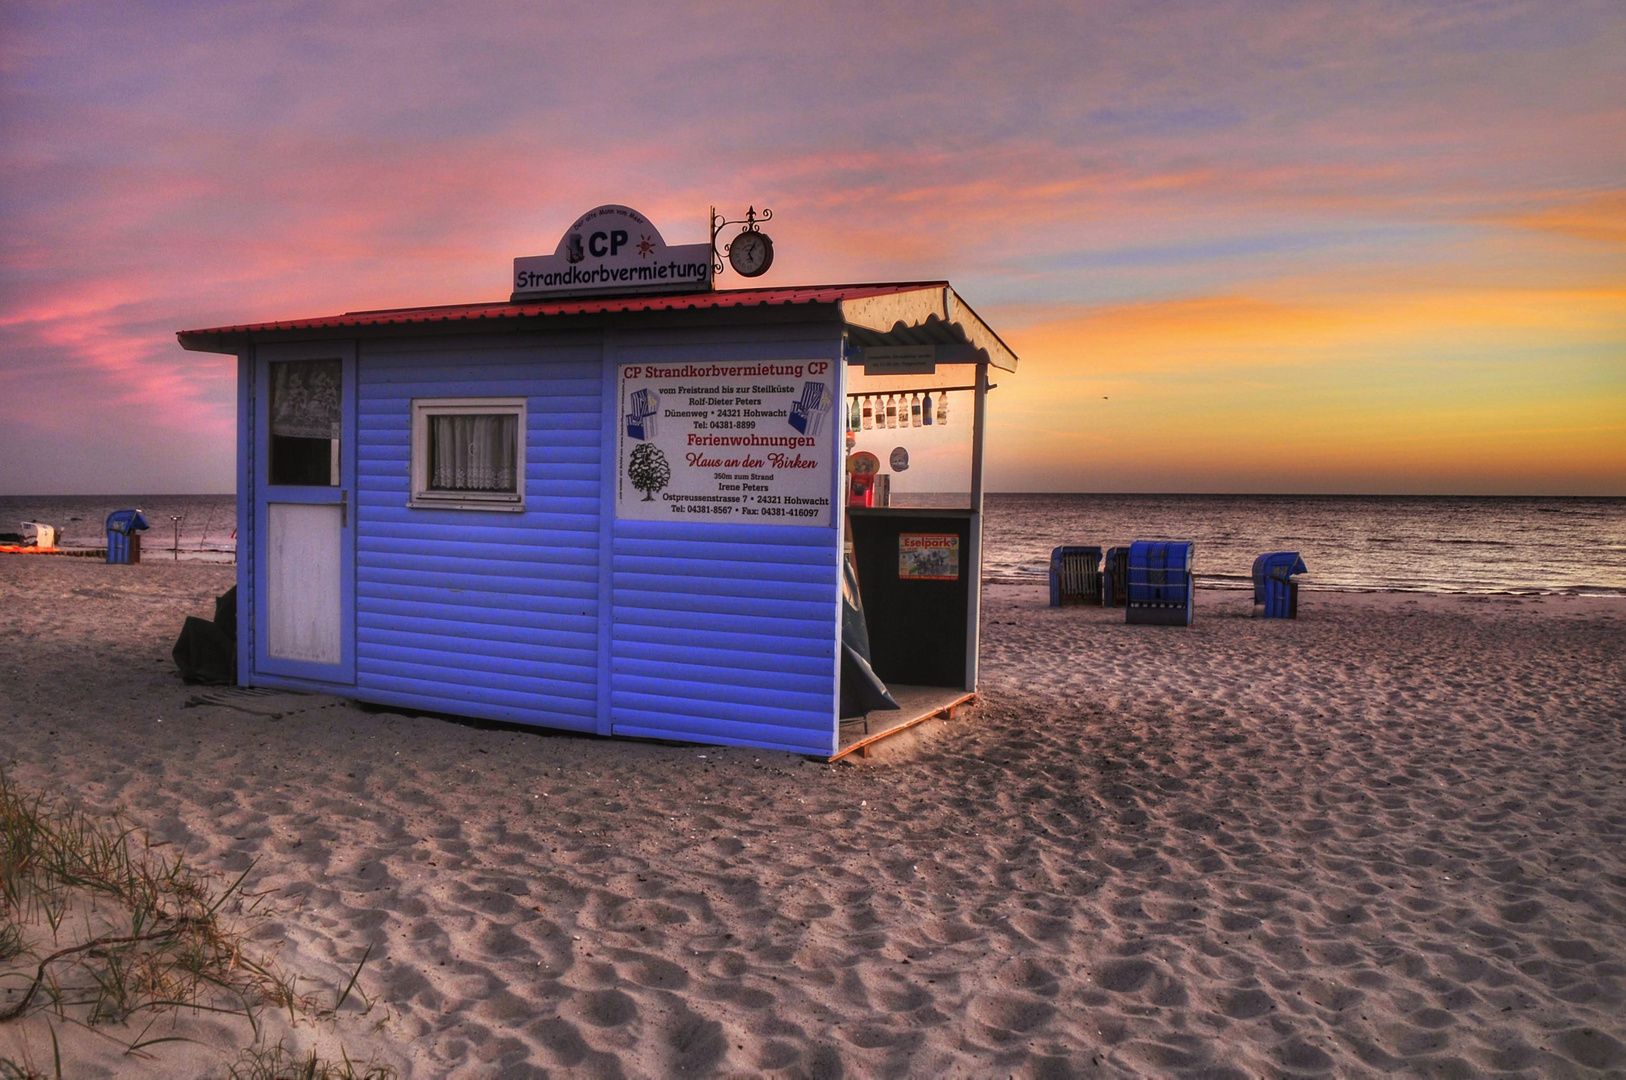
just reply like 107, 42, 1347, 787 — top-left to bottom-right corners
177, 204, 1017, 760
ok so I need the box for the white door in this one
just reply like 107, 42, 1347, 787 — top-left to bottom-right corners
266, 502, 342, 663
254, 346, 355, 684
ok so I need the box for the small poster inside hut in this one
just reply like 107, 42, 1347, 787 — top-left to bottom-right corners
617, 361, 836, 526
898, 533, 960, 580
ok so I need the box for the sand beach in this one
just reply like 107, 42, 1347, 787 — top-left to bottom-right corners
1, 556, 1623, 1078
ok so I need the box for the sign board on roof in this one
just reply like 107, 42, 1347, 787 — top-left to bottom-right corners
512, 205, 714, 300
861, 345, 938, 375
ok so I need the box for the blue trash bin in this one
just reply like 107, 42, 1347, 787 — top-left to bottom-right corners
1126, 540, 1194, 625
1049, 546, 1102, 606
1252, 551, 1307, 618
106, 509, 150, 565
1101, 546, 1129, 607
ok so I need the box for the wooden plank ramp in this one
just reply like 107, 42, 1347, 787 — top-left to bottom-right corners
832, 685, 975, 761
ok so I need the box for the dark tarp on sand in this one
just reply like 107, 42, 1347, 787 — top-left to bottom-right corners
173, 586, 237, 686
839, 553, 898, 719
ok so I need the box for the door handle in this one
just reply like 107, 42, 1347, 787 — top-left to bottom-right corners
341, 489, 348, 528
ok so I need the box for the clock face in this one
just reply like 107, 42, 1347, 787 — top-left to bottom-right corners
728, 230, 774, 277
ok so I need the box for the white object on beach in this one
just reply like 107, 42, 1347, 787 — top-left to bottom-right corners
21, 521, 55, 548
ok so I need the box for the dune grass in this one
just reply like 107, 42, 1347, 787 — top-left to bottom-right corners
0, 768, 394, 1078
223, 1039, 396, 1080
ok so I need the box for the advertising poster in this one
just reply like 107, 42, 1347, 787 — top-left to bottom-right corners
898, 533, 961, 580
617, 361, 836, 526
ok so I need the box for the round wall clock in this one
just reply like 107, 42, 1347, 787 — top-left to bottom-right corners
727, 230, 774, 277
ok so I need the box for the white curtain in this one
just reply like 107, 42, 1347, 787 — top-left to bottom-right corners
270, 360, 342, 439
429, 414, 518, 492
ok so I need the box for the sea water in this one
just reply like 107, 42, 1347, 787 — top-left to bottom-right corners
981, 493, 1626, 596
0, 494, 237, 562
3, 493, 1622, 594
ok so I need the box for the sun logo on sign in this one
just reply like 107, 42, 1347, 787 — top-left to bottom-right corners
636, 235, 656, 258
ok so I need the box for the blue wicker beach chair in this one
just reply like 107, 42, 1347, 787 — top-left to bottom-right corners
1049, 545, 1102, 606
1253, 551, 1307, 618
1126, 541, 1195, 625
105, 509, 150, 564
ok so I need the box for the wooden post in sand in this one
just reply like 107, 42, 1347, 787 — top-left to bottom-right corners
965, 361, 989, 691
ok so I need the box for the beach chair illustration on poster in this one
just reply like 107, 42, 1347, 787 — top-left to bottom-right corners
1125, 540, 1195, 625
626, 388, 659, 440
788, 382, 833, 436
1253, 551, 1308, 618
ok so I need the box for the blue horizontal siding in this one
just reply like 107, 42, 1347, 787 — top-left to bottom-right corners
609, 513, 839, 756
612, 538, 835, 566
611, 603, 830, 641
361, 507, 601, 535
611, 585, 829, 623
612, 621, 833, 659
355, 491, 599, 516
364, 363, 600, 385
359, 594, 598, 635
354, 481, 592, 504
361, 624, 596, 665
360, 530, 596, 556
363, 550, 599, 582
357, 670, 597, 715
613, 570, 831, 604
354, 340, 603, 732
360, 391, 601, 414
358, 444, 601, 466
330, 327, 848, 754
360, 517, 597, 545
353, 681, 597, 732
613, 639, 831, 676
615, 664, 830, 700
614, 519, 838, 546
362, 565, 598, 599
612, 719, 827, 756
613, 554, 833, 585
366, 654, 596, 697
611, 689, 829, 733
361, 428, 601, 451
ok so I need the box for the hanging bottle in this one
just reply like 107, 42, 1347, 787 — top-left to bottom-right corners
849, 397, 862, 431
886, 396, 898, 428
861, 397, 873, 429
910, 393, 922, 427
936, 393, 949, 425
921, 391, 933, 425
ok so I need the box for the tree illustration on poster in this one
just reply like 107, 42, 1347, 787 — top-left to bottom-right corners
628, 443, 671, 501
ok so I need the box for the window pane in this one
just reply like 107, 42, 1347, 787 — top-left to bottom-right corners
428, 414, 518, 492
269, 360, 340, 486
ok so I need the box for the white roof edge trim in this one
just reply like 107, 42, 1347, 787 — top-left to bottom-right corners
839, 287, 1018, 372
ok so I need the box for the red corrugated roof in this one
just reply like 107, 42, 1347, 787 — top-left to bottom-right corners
177, 282, 950, 349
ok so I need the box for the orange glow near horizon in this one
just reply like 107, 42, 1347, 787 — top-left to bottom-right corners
989, 280, 1626, 494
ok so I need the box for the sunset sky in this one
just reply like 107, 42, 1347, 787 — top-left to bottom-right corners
2, 1, 1622, 495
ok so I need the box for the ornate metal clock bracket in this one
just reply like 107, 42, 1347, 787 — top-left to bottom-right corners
710, 205, 775, 275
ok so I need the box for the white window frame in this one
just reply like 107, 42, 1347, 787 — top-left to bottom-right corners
410, 397, 527, 511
